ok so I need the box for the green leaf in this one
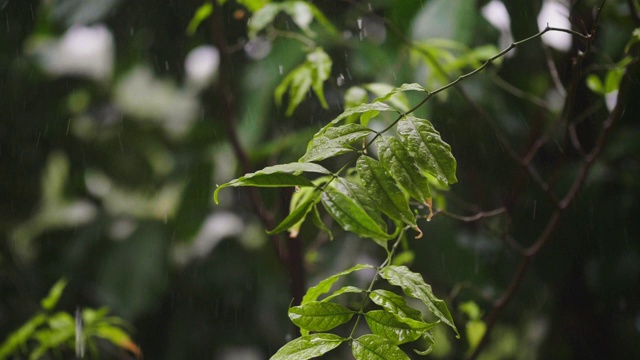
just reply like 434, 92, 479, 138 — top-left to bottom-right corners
316, 102, 398, 135
275, 48, 332, 116
302, 264, 374, 304
352, 334, 410, 360
186, 3, 213, 36
248, 3, 281, 37
288, 301, 354, 332
397, 116, 457, 185
94, 324, 141, 357
41, 278, 68, 311
321, 187, 394, 242
413, 331, 435, 355
370, 83, 428, 112
333, 178, 386, 231
300, 124, 374, 162
236, 0, 269, 13
281, 2, 316, 37
586, 74, 604, 94
356, 156, 416, 227
379, 265, 459, 337
376, 136, 431, 204
268, 196, 317, 235
269, 333, 346, 360
214, 162, 330, 203
310, 204, 333, 240
369, 289, 423, 321
364, 310, 435, 345
322, 286, 364, 302
0, 314, 47, 358
605, 68, 624, 94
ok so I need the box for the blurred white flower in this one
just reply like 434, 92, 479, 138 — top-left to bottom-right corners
114, 66, 198, 138
185, 45, 220, 90
482, 0, 513, 52
538, 0, 572, 52
37, 24, 114, 81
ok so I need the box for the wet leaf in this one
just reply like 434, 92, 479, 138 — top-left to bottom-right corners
332, 178, 386, 231
376, 136, 431, 204
379, 265, 459, 337
310, 204, 333, 240
322, 286, 364, 302
356, 156, 416, 227
214, 162, 329, 203
397, 116, 457, 185
321, 187, 394, 242
41, 278, 68, 311
302, 264, 374, 304
300, 124, 374, 162
352, 334, 410, 360
370, 83, 428, 112
316, 102, 398, 135
364, 310, 435, 345
269, 333, 346, 360
288, 301, 354, 332
267, 196, 316, 235
369, 289, 423, 321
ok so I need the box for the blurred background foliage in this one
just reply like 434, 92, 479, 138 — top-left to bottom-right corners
1, 0, 639, 359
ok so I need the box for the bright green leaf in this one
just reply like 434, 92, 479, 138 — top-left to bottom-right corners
269, 333, 346, 360
352, 334, 410, 360
356, 156, 416, 227
376, 136, 431, 204
0, 314, 47, 358
186, 3, 213, 36
369, 289, 423, 321
413, 331, 435, 356
332, 178, 386, 231
288, 301, 354, 332
316, 102, 398, 135
605, 68, 624, 94
370, 83, 428, 112
380, 265, 459, 337
214, 162, 329, 203
41, 278, 68, 311
248, 3, 281, 37
302, 264, 374, 305
364, 310, 435, 345
586, 74, 604, 94
321, 187, 394, 242
321, 286, 364, 302
236, 0, 269, 13
397, 116, 457, 185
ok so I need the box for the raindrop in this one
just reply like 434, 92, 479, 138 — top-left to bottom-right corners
336, 73, 345, 86
278, 65, 284, 75
356, 17, 363, 30
165, 61, 170, 70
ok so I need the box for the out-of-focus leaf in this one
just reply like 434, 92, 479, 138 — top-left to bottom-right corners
237, 0, 269, 13
302, 264, 374, 304
248, 3, 281, 37
352, 334, 410, 360
397, 116, 457, 185
376, 136, 431, 204
51, 0, 124, 26
586, 74, 604, 94
369, 289, 423, 321
380, 265, 459, 337
364, 310, 435, 345
214, 162, 330, 203
0, 314, 47, 358
321, 187, 394, 242
356, 156, 416, 227
175, 163, 213, 240
300, 124, 373, 162
370, 83, 428, 112
269, 333, 346, 360
41, 278, 68, 311
288, 301, 354, 331
94, 324, 142, 358
186, 3, 213, 35
275, 48, 332, 116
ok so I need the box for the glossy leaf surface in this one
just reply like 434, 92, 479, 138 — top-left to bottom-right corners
316, 102, 398, 135
269, 333, 346, 360
376, 136, 431, 204
352, 334, 410, 360
356, 156, 416, 226
380, 265, 459, 337
300, 124, 374, 162
214, 162, 329, 203
397, 116, 457, 185
369, 289, 423, 321
302, 264, 373, 304
364, 310, 434, 345
288, 301, 354, 332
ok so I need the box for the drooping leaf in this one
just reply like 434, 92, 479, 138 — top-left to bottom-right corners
300, 124, 374, 162
214, 162, 330, 203
364, 310, 435, 345
376, 136, 431, 204
321, 187, 394, 242
310, 204, 333, 240
267, 196, 317, 235
396, 116, 457, 185
0, 314, 47, 358
370, 83, 428, 112
413, 331, 435, 355
321, 286, 364, 302
248, 3, 281, 37
352, 334, 410, 360
379, 265, 459, 337
186, 3, 213, 36
288, 301, 354, 332
269, 333, 346, 360
94, 324, 142, 358
369, 289, 423, 321
333, 178, 386, 230
41, 278, 68, 311
302, 264, 374, 305
356, 156, 416, 227
275, 48, 332, 116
